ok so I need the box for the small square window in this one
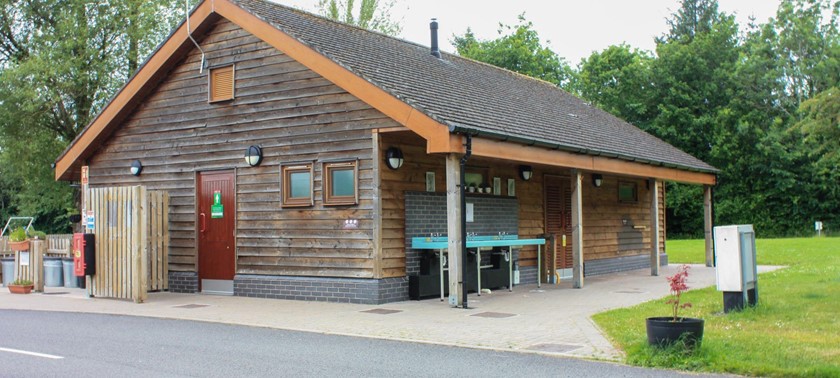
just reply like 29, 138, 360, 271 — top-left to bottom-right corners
209, 65, 235, 102
324, 161, 358, 206
618, 181, 638, 203
281, 164, 313, 207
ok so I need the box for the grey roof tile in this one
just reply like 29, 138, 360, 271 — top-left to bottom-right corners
232, 0, 717, 173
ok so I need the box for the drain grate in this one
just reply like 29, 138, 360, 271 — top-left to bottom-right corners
360, 308, 402, 315
614, 290, 645, 294
526, 343, 583, 354
173, 304, 210, 309
471, 312, 517, 319
42, 292, 70, 295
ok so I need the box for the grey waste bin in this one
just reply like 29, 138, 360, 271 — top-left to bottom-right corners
44, 257, 64, 287
62, 258, 79, 288
1, 257, 14, 286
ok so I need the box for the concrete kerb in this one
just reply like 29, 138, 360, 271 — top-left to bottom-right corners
0, 264, 785, 362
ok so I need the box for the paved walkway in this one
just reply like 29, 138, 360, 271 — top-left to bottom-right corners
0, 264, 781, 361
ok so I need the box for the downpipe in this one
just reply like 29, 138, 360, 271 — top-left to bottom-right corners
460, 134, 472, 309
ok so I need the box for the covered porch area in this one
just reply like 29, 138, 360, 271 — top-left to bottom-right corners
375, 129, 716, 307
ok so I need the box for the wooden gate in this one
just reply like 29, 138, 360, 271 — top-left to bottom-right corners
87, 186, 169, 303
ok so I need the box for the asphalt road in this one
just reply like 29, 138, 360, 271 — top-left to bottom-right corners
1, 310, 717, 377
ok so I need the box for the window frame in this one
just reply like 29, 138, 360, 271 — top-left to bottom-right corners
618, 180, 638, 203
323, 160, 359, 206
281, 163, 314, 208
208, 64, 235, 103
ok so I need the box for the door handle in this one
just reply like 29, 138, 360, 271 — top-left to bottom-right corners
200, 213, 206, 233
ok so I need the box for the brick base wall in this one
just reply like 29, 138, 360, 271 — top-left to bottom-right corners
169, 271, 198, 293
234, 275, 409, 304
584, 253, 669, 277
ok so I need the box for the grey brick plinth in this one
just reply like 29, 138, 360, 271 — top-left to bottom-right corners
168, 271, 199, 293
234, 275, 409, 304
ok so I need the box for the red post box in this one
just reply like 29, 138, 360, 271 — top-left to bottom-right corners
73, 233, 96, 276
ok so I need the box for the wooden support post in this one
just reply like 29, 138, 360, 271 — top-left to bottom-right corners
650, 179, 660, 276
445, 154, 464, 306
571, 170, 584, 289
371, 132, 383, 279
704, 185, 714, 267
132, 186, 149, 303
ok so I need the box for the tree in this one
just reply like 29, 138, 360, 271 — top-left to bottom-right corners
0, 0, 182, 232
453, 14, 572, 87
648, 0, 742, 236
773, 0, 840, 111
659, 0, 724, 43
573, 44, 655, 128
317, 0, 402, 36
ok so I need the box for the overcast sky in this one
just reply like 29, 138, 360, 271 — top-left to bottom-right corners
276, 0, 781, 65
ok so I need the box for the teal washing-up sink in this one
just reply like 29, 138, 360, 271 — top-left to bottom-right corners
410, 235, 545, 250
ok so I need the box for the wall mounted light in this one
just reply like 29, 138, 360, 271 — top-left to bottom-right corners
385, 147, 404, 170
519, 165, 533, 181
245, 145, 263, 167
130, 160, 143, 176
592, 174, 603, 188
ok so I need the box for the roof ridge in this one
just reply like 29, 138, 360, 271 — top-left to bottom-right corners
244, 0, 571, 97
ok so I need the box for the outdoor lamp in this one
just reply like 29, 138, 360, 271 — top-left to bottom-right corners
385, 147, 404, 170
592, 174, 603, 188
245, 145, 263, 167
519, 165, 533, 181
130, 160, 143, 176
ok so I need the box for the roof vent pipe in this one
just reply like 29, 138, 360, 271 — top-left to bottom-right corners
430, 18, 441, 58
186, 0, 206, 73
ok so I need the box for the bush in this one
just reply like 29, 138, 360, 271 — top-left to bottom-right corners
9, 227, 27, 242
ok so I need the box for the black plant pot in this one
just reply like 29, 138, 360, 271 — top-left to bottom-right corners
646, 317, 704, 348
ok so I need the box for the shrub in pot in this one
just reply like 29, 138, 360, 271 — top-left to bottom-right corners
646, 265, 704, 348
8, 279, 34, 294
8, 227, 30, 251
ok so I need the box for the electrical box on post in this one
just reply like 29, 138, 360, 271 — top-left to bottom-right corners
714, 225, 758, 313
72, 233, 96, 277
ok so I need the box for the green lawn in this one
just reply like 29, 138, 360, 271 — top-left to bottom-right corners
593, 237, 840, 377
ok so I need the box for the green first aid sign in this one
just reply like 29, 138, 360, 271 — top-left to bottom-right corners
211, 190, 224, 218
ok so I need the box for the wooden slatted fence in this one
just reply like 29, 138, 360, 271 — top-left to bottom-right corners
87, 186, 169, 303
46, 234, 73, 257
13, 240, 45, 292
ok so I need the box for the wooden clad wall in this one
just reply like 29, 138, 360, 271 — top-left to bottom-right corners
578, 174, 665, 260
87, 19, 400, 279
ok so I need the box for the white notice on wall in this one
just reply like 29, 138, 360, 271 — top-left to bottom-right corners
20, 251, 30, 266
466, 203, 474, 223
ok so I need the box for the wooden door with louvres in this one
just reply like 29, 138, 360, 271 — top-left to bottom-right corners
545, 176, 573, 282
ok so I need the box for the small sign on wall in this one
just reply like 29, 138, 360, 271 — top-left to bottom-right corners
426, 172, 435, 192
466, 203, 474, 223
343, 219, 359, 229
211, 190, 224, 218
86, 210, 95, 230
20, 251, 30, 266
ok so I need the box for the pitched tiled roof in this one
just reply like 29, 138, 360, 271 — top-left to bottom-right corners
235, 0, 717, 173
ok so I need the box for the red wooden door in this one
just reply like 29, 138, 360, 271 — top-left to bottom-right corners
197, 171, 236, 285
545, 176, 573, 276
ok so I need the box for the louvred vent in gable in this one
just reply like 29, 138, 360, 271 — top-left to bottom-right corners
209, 65, 234, 102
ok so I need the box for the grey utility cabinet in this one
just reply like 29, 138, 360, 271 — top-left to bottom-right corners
714, 224, 759, 313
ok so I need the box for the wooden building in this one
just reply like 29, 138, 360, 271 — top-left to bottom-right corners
55, 0, 717, 304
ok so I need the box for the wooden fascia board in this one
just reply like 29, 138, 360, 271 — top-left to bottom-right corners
214, 0, 452, 153
469, 137, 716, 185
54, 1, 218, 181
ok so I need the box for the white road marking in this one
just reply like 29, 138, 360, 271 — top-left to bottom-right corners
0, 347, 64, 359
